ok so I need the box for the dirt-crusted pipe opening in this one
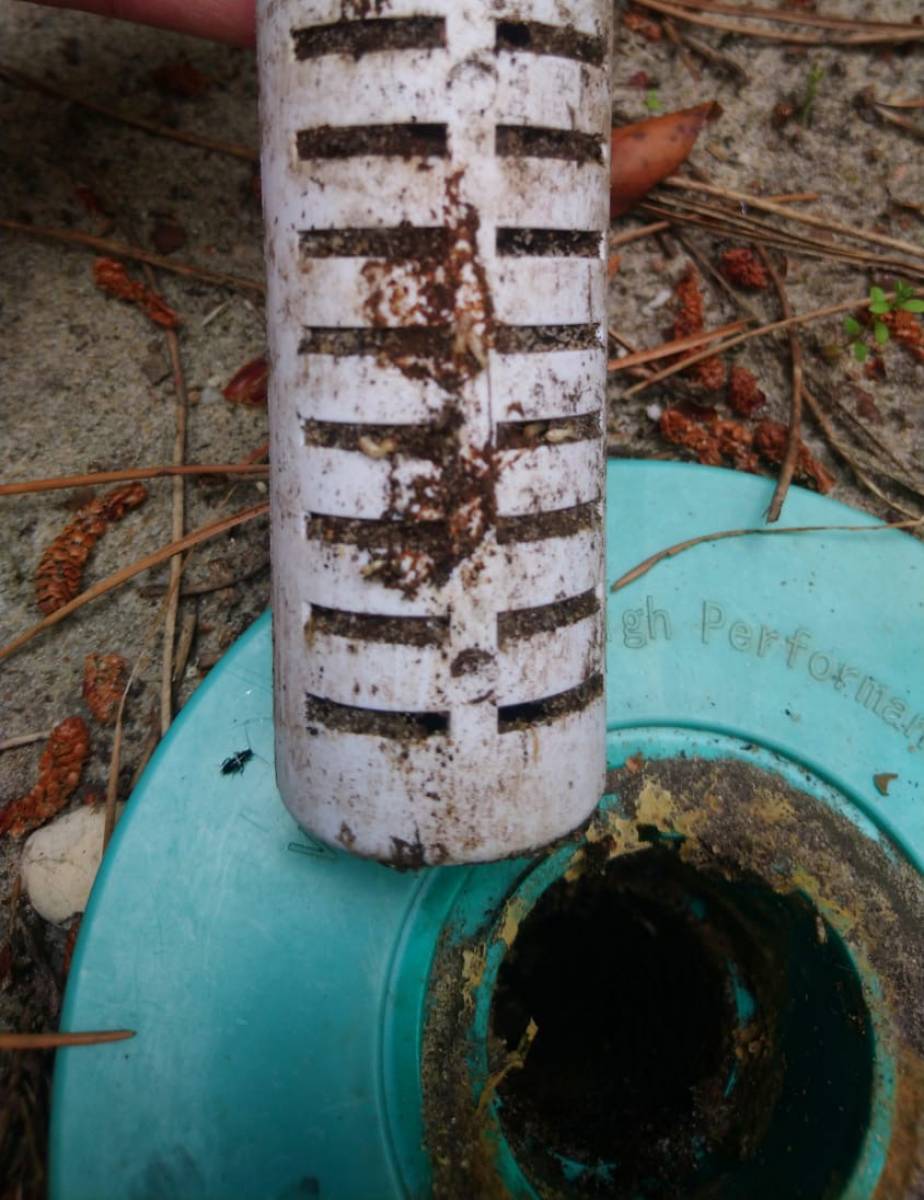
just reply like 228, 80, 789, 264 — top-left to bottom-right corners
490, 846, 873, 1199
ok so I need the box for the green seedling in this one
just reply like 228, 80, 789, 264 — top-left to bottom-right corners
843, 282, 924, 363
644, 89, 663, 114
799, 63, 824, 127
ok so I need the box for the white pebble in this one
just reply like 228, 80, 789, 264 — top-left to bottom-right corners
22, 804, 123, 925
642, 288, 673, 314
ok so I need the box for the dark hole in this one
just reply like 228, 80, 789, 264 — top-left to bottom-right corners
496, 20, 532, 49
491, 848, 873, 1198
304, 693, 448, 739
296, 123, 448, 161
292, 17, 445, 60
494, 20, 605, 66
497, 672, 601, 732
492, 851, 729, 1183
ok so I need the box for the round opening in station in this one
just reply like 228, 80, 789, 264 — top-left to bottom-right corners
490, 846, 873, 1199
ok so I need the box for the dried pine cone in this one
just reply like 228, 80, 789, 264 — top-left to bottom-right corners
659, 409, 723, 466
92, 257, 179, 329
83, 653, 128, 725
719, 248, 769, 290
0, 717, 90, 839
673, 268, 705, 339
35, 483, 148, 615
883, 309, 924, 363
754, 421, 835, 493
728, 365, 767, 416
672, 268, 725, 392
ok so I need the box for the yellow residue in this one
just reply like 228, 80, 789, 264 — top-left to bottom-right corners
563, 849, 586, 882
461, 946, 486, 1003
496, 896, 527, 948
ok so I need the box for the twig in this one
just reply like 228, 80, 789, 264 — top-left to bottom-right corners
611, 517, 924, 594
0, 63, 257, 161
802, 387, 922, 521
673, 229, 763, 322
608, 319, 747, 371
0, 1030, 135, 1051
158, 320, 189, 737
0, 731, 51, 753
663, 176, 924, 262
631, 0, 924, 44
0, 219, 264, 295
639, 197, 924, 278
878, 97, 924, 109
172, 609, 198, 683
662, 17, 701, 81
475, 1019, 538, 1117
872, 103, 924, 142
0, 503, 269, 664
823, 388, 920, 486
622, 288, 921, 397
609, 220, 671, 247
140, 555, 270, 597
759, 249, 803, 523
631, 0, 924, 35
103, 593, 170, 848
128, 708, 161, 793
676, 30, 747, 80
240, 442, 270, 466
103, 667, 133, 851
0, 463, 268, 497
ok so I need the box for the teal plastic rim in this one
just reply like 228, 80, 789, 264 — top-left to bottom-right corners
50, 463, 924, 1199
426, 728, 899, 1200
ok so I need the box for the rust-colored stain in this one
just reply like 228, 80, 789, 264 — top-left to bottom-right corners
352, 168, 499, 599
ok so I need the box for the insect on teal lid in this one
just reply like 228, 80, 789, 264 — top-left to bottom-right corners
50, 462, 924, 1199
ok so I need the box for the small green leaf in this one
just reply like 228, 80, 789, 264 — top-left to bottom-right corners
869, 301, 890, 315
899, 298, 924, 314
874, 321, 890, 346
644, 89, 662, 113
843, 316, 862, 336
894, 281, 914, 303
853, 341, 869, 363
869, 286, 887, 306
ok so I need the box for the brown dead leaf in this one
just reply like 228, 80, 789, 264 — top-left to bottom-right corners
223, 355, 269, 407
149, 60, 211, 98
611, 102, 721, 217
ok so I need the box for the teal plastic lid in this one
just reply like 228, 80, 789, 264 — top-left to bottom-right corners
50, 463, 924, 1199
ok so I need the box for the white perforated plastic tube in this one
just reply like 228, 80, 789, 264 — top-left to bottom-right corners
259, 0, 611, 865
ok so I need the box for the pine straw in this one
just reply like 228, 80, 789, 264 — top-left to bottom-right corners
0, 218, 265, 294
631, 0, 924, 45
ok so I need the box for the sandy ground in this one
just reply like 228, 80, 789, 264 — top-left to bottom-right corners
0, 0, 922, 1193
